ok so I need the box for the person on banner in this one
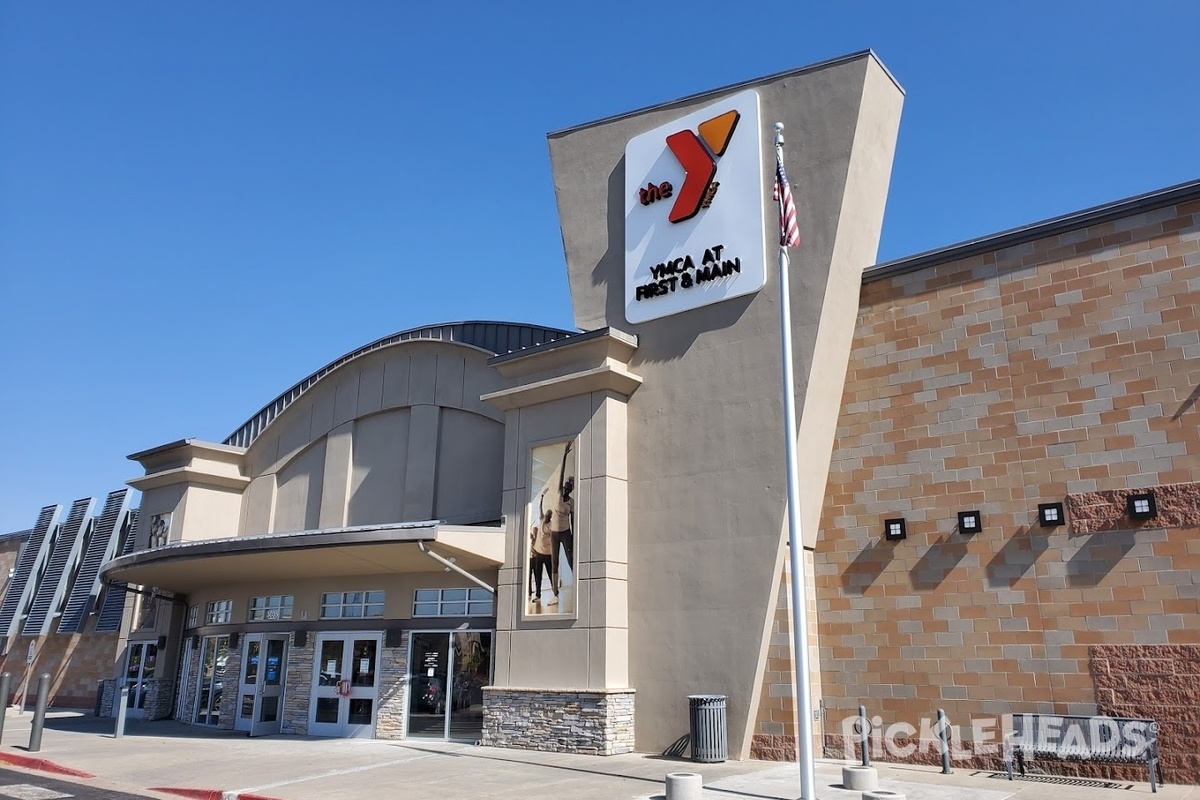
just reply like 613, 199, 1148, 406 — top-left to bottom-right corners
528, 509, 556, 609
539, 441, 575, 598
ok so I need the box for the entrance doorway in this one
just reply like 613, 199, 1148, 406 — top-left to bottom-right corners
124, 641, 158, 719
194, 634, 229, 725
308, 632, 381, 737
234, 633, 289, 736
407, 630, 492, 740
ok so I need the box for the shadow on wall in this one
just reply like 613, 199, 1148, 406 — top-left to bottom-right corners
1067, 530, 1139, 588
909, 532, 970, 592
839, 539, 896, 595
1171, 382, 1200, 420
985, 525, 1048, 589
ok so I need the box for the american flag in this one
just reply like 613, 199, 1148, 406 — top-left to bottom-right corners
773, 154, 801, 248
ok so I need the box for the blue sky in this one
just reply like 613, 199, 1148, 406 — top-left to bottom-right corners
2, 1, 1198, 532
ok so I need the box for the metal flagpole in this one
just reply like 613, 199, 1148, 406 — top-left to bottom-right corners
774, 121, 818, 800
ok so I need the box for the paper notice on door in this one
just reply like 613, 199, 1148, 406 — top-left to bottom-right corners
427, 667, 434, 677
326, 660, 336, 673
359, 658, 369, 673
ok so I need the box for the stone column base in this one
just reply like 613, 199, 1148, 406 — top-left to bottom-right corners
482, 687, 635, 755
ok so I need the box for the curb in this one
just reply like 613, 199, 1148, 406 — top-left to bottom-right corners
0, 751, 96, 778
150, 789, 285, 800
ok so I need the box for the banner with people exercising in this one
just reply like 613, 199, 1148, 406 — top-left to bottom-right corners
524, 440, 577, 617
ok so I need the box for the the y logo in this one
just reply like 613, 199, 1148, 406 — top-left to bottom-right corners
638, 110, 741, 223
623, 89, 765, 324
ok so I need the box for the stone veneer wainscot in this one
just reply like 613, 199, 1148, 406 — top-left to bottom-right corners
482, 688, 635, 755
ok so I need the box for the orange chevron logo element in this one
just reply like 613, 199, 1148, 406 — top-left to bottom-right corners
697, 110, 739, 156
639, 109, 742, 224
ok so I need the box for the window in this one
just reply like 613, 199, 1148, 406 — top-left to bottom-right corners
320, 591, 384, 619
205, 599, 233, 624
413, 588, 493, 617
249, 595, 294, 622
187, 605, 199, 628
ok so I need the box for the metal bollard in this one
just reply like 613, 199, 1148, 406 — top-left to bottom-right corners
27, 674, 49, 753
114, 682, 129, 738
937, 708, 952, 774
859, 704, 870, 767
0, 672, 10, 745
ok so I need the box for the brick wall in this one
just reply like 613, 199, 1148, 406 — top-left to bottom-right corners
0, 632, 119, 708
1093, 644, 1200, 784
0, 537, 25, 602
815, 196, 1199, 782
751, 549, 823, 761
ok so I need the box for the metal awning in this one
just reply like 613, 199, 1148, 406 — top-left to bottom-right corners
99, 522, 504, 594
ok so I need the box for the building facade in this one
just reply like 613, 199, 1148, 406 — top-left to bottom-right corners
2, 51, 1195, 784
758, 181, 1200, 785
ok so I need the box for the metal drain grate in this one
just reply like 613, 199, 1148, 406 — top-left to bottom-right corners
982, 771, 1127, 789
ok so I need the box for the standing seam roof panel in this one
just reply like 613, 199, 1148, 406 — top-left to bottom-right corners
0, 505, 60, 640
94, 508, 140, 633
58, 490, 131, 634
22, 498, 93, 636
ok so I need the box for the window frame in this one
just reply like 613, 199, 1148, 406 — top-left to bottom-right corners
204, 599, 233, 625
413, 587, 494, 618
248, 594, 294, 622
319, 590, 385, 620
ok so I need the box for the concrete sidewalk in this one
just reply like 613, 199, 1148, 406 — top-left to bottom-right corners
0, 710, 1192, 800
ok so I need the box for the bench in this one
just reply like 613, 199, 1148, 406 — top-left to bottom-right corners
1004, 713, 1161, 792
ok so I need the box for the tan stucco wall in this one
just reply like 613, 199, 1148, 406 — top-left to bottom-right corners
492, 387, 630, 692
547, 53, 903, 756
183, 571, 495, 629
240, 340, 510, 535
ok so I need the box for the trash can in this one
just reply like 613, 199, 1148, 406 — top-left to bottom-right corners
688, 694, 728, 763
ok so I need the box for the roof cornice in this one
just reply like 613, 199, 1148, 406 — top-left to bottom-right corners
866, 178, 1200, 283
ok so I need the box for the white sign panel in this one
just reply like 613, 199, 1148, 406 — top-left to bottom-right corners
624, 88, 766, 324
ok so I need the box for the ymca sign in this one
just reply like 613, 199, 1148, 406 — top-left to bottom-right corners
623, 89, 767, 324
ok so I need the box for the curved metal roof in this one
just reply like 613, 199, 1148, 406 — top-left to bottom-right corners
224, 321, 575, 449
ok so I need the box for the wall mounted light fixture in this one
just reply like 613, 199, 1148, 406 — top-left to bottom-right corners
1127, 491, 1157, 520
884, 517, 907, 541
1038, 502, 1065, 527
958, 510, 982, 534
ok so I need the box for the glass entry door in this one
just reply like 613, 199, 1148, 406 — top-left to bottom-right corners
124, 641, 157, 719
194, 635, 229, 725
407, 630, 492, 740
235, 633, 289, 736
309, 633, 381, 738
